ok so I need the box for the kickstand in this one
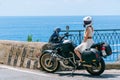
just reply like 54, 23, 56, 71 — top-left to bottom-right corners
71, 66, 76, 77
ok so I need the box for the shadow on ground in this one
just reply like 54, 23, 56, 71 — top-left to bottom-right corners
54, 71, 120, 79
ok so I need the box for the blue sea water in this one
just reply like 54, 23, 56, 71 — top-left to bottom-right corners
0, 16, 120, 42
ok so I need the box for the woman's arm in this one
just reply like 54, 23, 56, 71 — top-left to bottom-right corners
83, 27, 90, 42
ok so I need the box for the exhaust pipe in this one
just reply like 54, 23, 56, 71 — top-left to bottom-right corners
82, 64, 92, 67
60, 61, 73, 69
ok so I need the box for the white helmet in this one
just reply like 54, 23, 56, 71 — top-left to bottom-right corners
83, 16, 92, 27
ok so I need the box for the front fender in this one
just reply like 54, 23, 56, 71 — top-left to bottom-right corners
43, 50, 53, 54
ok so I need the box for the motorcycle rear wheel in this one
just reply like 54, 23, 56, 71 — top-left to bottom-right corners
40, 53, 59, 73
86, 58, 105, 76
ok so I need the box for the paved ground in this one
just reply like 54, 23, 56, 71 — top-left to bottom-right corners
0, 64, 120, 80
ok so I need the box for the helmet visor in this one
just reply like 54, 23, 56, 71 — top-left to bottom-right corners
84, 21, 92, 25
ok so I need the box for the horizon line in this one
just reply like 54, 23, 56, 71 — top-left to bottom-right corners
0, 15, 120, 17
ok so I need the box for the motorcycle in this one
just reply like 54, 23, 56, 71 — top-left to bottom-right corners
39, 32, 112, 76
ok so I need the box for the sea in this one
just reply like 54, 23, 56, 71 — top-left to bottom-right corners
0, 16, 120, 42
0, 16, 120, 62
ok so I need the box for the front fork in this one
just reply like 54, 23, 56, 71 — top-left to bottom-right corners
47, 52, 57, 66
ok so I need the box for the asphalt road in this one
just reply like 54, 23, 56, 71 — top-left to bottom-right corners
0, 64, 120, 80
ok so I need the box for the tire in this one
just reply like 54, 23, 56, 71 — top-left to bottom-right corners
39, 53, 59, 73
86, 58, 105, 76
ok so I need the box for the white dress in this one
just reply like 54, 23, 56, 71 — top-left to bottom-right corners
75, 27, 94, 53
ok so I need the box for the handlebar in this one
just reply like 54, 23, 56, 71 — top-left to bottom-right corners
59, 33, 72, 41
64, 32, 72, 37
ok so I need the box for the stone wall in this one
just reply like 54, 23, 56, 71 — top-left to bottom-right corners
0, 40, 47, 69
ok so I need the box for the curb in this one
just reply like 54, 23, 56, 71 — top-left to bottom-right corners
106, 63, 120, 69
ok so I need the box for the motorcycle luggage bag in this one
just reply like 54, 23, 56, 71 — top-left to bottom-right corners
81, 48, 100, 63
91, 42, 112, 56
103, 43, 112, 56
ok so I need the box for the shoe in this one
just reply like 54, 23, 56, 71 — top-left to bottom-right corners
80, 60, 83, 62
76, 60, 82, 66
78, 63, 81, 66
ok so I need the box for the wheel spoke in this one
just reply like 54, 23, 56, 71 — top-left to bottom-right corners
40, 53, 59, 73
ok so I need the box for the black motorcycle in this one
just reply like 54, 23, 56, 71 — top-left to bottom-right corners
39, 33, 112, 76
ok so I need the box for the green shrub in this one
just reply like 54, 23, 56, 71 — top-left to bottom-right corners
27, 34, 33, 42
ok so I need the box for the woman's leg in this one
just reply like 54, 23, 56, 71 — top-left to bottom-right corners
74, 49, 82, 62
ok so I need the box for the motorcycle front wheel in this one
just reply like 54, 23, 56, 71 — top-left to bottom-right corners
40, 53, 60, 73
86, 58, 105, 76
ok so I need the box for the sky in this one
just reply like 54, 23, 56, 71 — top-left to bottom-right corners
0, 0, 120, 16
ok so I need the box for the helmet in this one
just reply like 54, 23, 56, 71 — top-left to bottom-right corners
83, 16, 92, 27
54, 27, 61, 32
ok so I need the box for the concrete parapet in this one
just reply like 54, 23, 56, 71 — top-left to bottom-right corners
0, 40, 46, 69
106, 62, 120, 69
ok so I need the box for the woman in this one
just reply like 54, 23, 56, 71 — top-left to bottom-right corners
74, 16, 94, 62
